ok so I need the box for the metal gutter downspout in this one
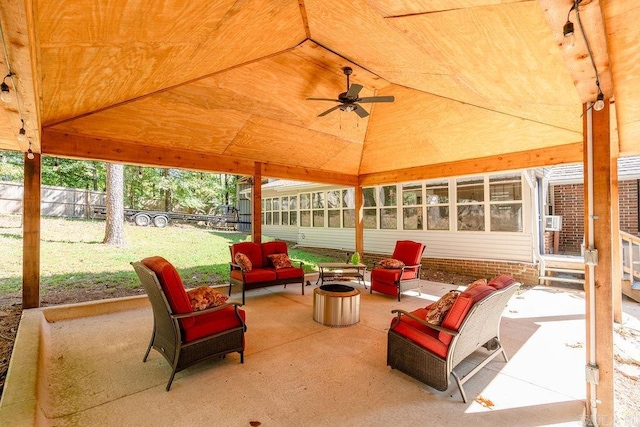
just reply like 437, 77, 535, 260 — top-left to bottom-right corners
586, 105, 598, 426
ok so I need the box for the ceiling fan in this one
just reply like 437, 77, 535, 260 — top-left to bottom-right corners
307, 67, 395, 118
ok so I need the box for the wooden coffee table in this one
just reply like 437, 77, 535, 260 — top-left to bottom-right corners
316, 262, 367, 288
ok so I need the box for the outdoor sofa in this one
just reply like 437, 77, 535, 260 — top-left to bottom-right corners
229, 241, 305, 304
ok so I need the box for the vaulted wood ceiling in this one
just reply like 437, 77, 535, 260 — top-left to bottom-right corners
1, 0, 638, 185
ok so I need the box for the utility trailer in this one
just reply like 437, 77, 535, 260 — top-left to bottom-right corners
92, 205, 241, 230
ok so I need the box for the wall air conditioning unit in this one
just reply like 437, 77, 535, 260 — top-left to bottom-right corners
545, 215, 562, 231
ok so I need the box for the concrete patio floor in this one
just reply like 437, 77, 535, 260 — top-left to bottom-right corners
2, 275, 632, 426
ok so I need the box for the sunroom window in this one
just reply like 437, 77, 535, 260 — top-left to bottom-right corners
489, 174, 523, 232
456, 177, 484, 231
426, 180, 449, 230
402, 182, 423, 230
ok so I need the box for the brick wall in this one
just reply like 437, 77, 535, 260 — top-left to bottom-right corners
619, 180, 639, 235
552, 180, 639, 253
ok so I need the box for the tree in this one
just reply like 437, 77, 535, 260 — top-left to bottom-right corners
103, 163, 126, 246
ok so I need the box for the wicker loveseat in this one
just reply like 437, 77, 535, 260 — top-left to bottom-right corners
229, 241, 305, 304
387, 275, 520, 402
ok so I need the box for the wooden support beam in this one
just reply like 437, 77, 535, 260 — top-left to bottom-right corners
22, 152, 40, 308
354, 185, 363, 257
41, 131, 257, 175
583, 101, 614, 424
610, 152, 622, 324
359, 144, 583, 186
261, 163, 357, 186
252, 162, 262, 244
0, 0, 41, 152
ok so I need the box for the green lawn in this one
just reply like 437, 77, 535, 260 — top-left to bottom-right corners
0, 215, 340, 295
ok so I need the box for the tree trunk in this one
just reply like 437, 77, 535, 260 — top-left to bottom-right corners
163, 168, 171, 211
103, 163, 126, 246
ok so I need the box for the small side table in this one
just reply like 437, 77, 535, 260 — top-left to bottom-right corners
316, 262, 367, 288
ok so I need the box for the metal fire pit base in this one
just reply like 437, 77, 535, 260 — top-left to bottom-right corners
313, 284, 361, 327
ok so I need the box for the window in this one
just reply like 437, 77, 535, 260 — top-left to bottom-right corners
456, 177, 484, 231
327, 190, 341, 228
402, 182, 423, 230
280, 197, 288, 225
312, 191, 325, 227
289, 195, 297, 226
342, 189, 355, 228
363, 187, 377, 229
262, 198, 273, 225
300, 193, 311, 227
272, 197, 280, 225
489, 174, 523, 232
379, 185, 397, 229
425, 180, 449, 230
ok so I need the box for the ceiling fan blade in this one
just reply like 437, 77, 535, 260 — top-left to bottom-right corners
346, 83, 363, 98
357, 96, 395, 103
354, 104, 369, 118
307, 97, 340, 102
318, 104, 343, 117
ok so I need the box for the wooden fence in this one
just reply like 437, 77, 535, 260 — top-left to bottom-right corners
0, 181, 106, 218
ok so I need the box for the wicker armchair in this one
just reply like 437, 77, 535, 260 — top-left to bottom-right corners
132, 257, 246, 391
370, 240, 426, 301
387, 275, 519, 402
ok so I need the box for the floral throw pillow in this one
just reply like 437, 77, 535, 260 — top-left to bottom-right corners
234, 252, 252, 272
426, 291, 460, 325
267, 253, 293, 269
379, 258, 405, 269
465, 278, 487, 291
187, 286, 229, 311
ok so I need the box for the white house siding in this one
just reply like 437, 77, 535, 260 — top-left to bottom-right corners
296, 227, 356, 251
261, 171, 537, 265
263, 225, 299, 242
262, 226, 533, 263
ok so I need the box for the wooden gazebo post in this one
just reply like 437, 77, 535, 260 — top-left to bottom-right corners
583, 101, 614, 423
354, 185, 363, 258
252, 162, 262, 244
23, 152, 41, 309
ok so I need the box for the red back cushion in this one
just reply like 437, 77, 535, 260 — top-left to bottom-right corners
261, 241, 289, 267
231, 242, 264, 268
438, 284, 496, 345
392, 240, 425, 266
488, 274, 517, 290
142, 256, 195, 328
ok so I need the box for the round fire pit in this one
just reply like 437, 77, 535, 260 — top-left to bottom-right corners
313, 284, 361, 327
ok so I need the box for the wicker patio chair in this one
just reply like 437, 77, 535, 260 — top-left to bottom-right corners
132, 257, 246, 391
387, 276, 519, 402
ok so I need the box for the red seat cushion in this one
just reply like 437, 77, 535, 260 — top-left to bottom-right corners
275, 266, 304, 280
183, 305, 246, 343
488, 274, 517, 290
439, 284, 496, 345
231, 242, 264, 268
142, 256, 195, 329
261, 241, 289, 267
230, 268, 277, 284
390, 308, 448, 359
371, 268, 417, 285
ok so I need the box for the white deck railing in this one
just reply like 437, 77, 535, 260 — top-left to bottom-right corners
621, 231, 640, 283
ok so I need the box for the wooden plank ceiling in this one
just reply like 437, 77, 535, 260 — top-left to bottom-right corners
1, 0, 639, 184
